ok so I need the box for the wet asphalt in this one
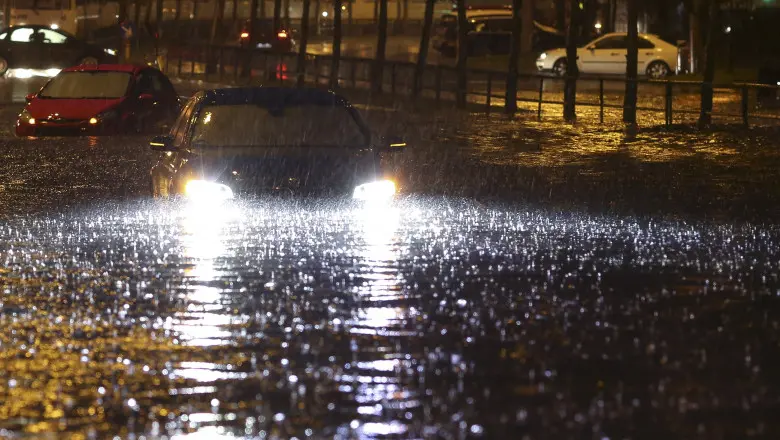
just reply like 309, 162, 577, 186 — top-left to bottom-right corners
1, 76, 780, 439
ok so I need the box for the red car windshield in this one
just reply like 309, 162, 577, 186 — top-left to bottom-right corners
39, 71, 132, 99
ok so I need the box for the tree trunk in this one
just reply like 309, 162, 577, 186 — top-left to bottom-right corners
174, 0, 181, 20
374, 0, 378, 24
134, 0, 142, 33
698, 0, 717, 127
412, 0, 434, 98
623, 0, 637, 127
520, 0, 534, 54
207, 0, 225, 73
273, 0, 281, 33
314, 0, 320, 35
284, 0, 290, 29
297, 0, 310, 86
348, 1, 353, 29
232, 0, 238, 21
505, 0, 522, 114
555, 0, 566, 32
371, 0, 388, 93
403, 0, 408, 21
609, 0, 617, 33
455, 0, 467, 108
330, 0, 342, 88
242, 0, 259, 77
563, 0, 579, 122
395, 0, 401, 34
260, 0, 266, 19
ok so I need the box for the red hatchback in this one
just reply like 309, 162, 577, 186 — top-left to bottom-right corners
16, 64, 181, 137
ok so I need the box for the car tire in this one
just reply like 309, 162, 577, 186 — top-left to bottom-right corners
646, 61, 670, 79
0, 56, 8, 76
552, 58, 567, 77
78, 56, 99, 66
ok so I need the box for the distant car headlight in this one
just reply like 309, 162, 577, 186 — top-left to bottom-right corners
185, 180, 234, 202
18, 108, 34, 125
104, 48, 117, 56
353, 180, 396, 201
538, 52, 547, 60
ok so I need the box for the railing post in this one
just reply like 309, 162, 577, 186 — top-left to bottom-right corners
391, 63, 397, 97
485, 72, 492, 113
599, 78, 604, 124
537, 77, 543, 121
435, 66, 442, 105
665, 81, 673, 127
218, 47, 225, 81
350, 60, 357, 88
741, 85, 749, 128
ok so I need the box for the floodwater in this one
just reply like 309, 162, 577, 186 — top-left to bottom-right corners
2, 78, 780, 439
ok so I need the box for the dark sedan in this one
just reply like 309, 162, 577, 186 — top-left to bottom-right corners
0, 25, 118, 76
149, 87, 404, 201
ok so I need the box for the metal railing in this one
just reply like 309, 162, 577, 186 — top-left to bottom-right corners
161, 44, 780, 127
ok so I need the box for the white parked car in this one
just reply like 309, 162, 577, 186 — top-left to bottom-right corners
536, 32, 679, 79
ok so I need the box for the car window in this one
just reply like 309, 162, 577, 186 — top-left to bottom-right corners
38, 29, 68, 44
134, 71, 165, 95
172, 98, 197, 146
593, 36, 627, 50
190, 104, 366, 148
10, 28, 35, 42
39, 71, 131, 99
0, 33, 7, 40
638, 37, 655, 49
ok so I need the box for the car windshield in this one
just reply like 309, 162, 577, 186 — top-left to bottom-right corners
190, 104, 367, 148
39, 72, 131, 99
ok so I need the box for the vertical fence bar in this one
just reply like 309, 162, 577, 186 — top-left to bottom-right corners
391, 63, 396, 97
218, 47, 225, 81
486, 72, 492, 113
665, 81, 673, 126
599, 78, 604, 124
350, 59, 357, 88
537, 77, 543, 121
435, 66, 442, 105
741, 85, 749, 128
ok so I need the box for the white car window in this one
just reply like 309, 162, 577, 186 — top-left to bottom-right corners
10, 28, 35, 42
38, 29, 68, 44
593, 36, 627, 50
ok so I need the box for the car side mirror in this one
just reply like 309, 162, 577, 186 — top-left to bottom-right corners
379, 135, 406, 152
149, 134, 176, 151
25, 93, 35, 103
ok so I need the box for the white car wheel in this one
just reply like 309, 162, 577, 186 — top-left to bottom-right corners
646, 61, 670, 79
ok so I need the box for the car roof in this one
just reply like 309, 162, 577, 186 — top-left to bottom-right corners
61, 64, 149, 74
200, 87, 353, 108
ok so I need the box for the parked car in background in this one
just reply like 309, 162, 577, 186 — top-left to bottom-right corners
432, 8, 565, 58
16, 64, 180, 137
238, 19, 295, 52
536, 32, 678, 79
0, 25, 118, 76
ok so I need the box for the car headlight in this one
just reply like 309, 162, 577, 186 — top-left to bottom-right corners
104, 48, 117, 56
91, 109, 118, 124
352, 180, 396, 201
185, 180, 234, 202
538, 52, 547, 60
18, 108, 34, 125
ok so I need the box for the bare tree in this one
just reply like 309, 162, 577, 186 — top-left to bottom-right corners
297, 0, 311, 86
520, 0, 534, 54
241, 0, 259, 78
284, 0, 290, 29
371, 0, 388, 92
563, 0, 579, 122
455, 0, 467, 107
273, 0, 282, 35
208, 0, 226, 73
412, 0, 435, 98
623, 0, 638, 130
698, 0, 718, 127
505, 0, 522, 114
331, 0, 343, 88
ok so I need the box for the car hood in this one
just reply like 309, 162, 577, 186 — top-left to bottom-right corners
27, 97, 124, 120
182, 146, 376, 192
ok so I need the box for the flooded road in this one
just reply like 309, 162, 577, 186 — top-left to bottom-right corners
2, 78, 780, 438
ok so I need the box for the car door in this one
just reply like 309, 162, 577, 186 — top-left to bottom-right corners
636, 36, 657, 73
6, 27, 46, 69
579, 35, 627, 75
